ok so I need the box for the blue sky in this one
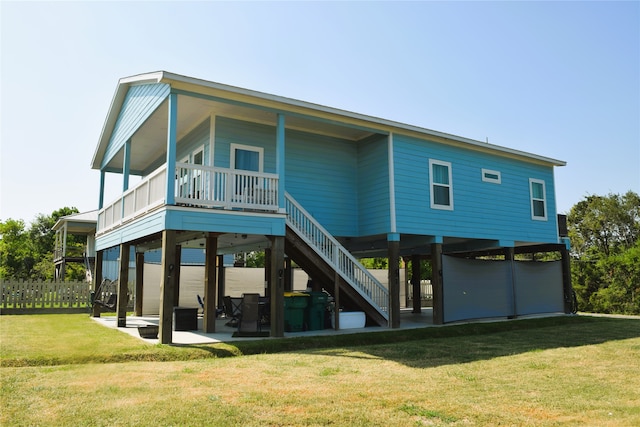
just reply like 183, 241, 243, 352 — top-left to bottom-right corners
1, 1, 638, 224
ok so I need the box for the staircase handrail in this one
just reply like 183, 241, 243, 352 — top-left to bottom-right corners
284, 192, 389, 320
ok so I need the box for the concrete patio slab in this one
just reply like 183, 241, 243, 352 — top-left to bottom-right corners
91, 308, 436, 345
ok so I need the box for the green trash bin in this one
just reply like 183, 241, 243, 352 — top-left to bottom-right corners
284, 292, 309, 332
304, 291, 329, 331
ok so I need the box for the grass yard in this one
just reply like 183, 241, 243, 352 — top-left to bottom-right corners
1, 314, 639, 426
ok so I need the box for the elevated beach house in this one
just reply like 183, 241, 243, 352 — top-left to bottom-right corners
92, 71, 572, 343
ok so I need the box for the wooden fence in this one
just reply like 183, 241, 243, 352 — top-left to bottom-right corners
1, 280, 92, 314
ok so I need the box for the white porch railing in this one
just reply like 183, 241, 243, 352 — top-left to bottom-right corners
98, 166, 167, 233
97, 165, 279, 234
284, 192, 389, 322
175, 163, 279, 211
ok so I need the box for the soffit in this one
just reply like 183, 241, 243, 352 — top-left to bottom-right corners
106, 94, 375, 174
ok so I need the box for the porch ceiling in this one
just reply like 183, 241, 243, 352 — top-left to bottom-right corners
104, 94, 376, 174
134, 231, 271, 255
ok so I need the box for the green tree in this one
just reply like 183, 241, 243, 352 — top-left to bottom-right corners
569, 191, 639, 258
245, 251, 265, 268
1, 207, 81, 280
29, 207, 80, 259
0, 219, 33, 279
568, 191, 640, 314
359, 258, 389, 269
589, 241, 640, 314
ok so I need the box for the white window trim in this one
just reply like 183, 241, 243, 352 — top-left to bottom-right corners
429, 159, 454, 211
180, 144, 205, 165
177, 145, 205, 199
482, 168, 501, 184
529, 178, 548, 221
230, 143, 263, 172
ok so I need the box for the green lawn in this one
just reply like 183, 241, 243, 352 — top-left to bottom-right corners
2, 314, 639, 426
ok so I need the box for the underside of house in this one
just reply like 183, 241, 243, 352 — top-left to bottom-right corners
91, 71, 573, 343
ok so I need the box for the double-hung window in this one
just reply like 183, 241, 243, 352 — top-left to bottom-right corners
429, 159, 453, 210
529, 178, 547, 220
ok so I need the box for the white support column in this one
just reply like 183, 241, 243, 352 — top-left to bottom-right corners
62, 223, 68, 260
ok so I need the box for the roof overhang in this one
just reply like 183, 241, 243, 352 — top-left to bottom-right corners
52, 210, 98, 234
92, 71, 566, 172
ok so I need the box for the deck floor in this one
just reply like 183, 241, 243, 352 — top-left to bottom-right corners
91, 308, 436, 345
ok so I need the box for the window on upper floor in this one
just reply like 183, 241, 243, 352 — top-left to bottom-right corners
231, 143, 263, 172
429, 159, 453, 210
529, 178, 547, 221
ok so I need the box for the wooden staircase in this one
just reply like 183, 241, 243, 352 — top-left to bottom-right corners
284, 193, 389, 327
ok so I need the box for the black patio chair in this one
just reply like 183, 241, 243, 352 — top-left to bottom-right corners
197, 294, 205, 315
197, 294, 224, 317
223, 296, 242, 327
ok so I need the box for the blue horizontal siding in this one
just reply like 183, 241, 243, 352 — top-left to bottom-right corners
215, 116, 360, 237
357, 135, 390, 236
96, 209, 168, 251
177, 119, 210, 164
393, 134, 558, 243
285, 129, 358, 237
214, 117, 276, 172
96, 208, 285, 251
103, 83, 170, 169
166, 210, 285, 236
